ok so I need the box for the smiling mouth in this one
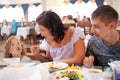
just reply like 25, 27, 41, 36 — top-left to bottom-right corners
94, 34, 99, 37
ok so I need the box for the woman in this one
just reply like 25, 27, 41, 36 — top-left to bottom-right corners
4, 36, 31, 62
30, 11, 85, 65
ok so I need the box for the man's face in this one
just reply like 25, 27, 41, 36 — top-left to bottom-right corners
91, 17, 111, 40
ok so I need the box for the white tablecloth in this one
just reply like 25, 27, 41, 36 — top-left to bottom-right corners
16, 27, 30, 39
0, 63, 49, 80
1, 27, 11, 36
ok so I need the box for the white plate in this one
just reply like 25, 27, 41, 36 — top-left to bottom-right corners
41, 62, 68, 72
3, 58, 20, 64
0, 61, 7, 67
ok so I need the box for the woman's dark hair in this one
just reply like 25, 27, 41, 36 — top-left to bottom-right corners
91, 5, 119, 26
36, 11, 68, 42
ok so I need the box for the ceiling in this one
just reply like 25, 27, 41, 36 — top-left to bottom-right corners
0, 0, 42, 4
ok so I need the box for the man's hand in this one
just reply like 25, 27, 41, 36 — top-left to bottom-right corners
83, 55, 94, 68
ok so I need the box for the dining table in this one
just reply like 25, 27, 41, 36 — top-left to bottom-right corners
1, 27, 11, 36
0, 59, 113, 80
0, 58, 49, 80
16, 27, 30, 40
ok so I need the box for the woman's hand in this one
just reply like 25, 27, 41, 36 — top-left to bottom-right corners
83, 55, 94, 68
30, 45, 40, 55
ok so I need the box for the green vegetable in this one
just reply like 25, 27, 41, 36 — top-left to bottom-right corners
59, 70, 80, 80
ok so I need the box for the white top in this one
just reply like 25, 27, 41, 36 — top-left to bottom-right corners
21, 55, 31, 62
39, 27, 85, 61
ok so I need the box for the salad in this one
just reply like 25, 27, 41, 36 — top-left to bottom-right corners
51, 68, 84, 80
49, 64, 84, 80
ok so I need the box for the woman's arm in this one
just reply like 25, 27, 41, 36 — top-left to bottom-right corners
58, 38, 86, 65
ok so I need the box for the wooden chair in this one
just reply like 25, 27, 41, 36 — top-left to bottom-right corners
26, 28, 37, 44
77, 21, 92, 35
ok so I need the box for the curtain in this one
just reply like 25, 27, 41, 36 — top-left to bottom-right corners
0, 3, 41, 16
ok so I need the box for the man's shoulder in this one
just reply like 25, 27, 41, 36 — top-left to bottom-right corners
88, 36, 103, 47
89, 36, 98, 42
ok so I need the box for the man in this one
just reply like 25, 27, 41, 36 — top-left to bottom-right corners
83, 5, 120, 68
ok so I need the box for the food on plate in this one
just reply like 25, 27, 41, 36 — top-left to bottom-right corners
42, 62, 68, 73
48, 62, 62, 71
53, 69, 84, 80
49, 65, 84, 80
0, 61, 6, 65
116, 26, 120, 30
0, 61, 7, 67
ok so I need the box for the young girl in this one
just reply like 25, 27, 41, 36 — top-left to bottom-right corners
4, 36, 31, 62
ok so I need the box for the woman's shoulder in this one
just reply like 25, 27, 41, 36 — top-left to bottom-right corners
72, 27, 85, 39
64, 27, 85, 44
67, 27, 82, 37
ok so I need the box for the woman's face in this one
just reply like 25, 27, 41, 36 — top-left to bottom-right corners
9, 38, 22, 57
38, 24, 54, 41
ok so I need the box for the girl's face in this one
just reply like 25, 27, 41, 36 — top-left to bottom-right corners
9, 38, 22, 57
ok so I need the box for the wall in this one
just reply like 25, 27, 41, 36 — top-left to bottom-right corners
42, 0, 63, 11
110, 0, 120, 19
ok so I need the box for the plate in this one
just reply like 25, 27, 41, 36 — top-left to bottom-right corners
2, 58, 20, 65
0, 61, 7, 67
41, 62, 68, 72
116, 27, 120, 31
10, 61, 40, 68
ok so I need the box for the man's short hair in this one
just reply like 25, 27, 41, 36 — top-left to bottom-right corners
91, 5, 119, 26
